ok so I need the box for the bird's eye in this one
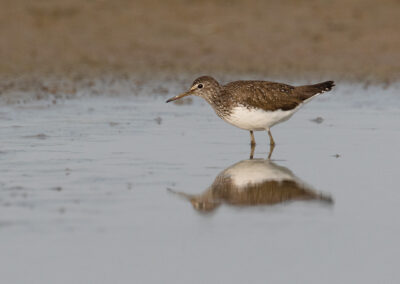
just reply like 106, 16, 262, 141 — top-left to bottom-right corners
198, 84, 203, 89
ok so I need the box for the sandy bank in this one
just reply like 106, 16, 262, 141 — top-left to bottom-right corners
0, 0, 399, 98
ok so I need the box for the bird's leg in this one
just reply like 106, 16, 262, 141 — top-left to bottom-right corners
249, 130, 256, 159
267, 143, 275, 160
250, 142, 255, 160
267, 129, 275, 146
250, 131, 256, 159
250, 130, 256, 146
267, 129, 275, 160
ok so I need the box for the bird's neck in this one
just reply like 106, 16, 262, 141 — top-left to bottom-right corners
202, 87, 232, 117
202, 87, 222, 106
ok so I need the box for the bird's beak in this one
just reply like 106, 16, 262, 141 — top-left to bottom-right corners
166, 90, 193, 103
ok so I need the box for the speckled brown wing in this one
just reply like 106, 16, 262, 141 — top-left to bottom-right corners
213, 178, 333, 206
222, 81, 300, 111
222, 80, 335, 111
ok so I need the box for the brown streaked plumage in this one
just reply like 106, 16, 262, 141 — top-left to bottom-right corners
166, 76, 335, 158
222, 79, 334, 111
168, 159, 333, 213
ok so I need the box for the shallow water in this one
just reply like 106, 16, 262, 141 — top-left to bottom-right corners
1, 85, 400, 283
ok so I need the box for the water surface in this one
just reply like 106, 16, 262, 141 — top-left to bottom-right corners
0, 85, 399, 283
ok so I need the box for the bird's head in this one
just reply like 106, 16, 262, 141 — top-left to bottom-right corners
190, 198, 220, 213
166, 76, 220, 103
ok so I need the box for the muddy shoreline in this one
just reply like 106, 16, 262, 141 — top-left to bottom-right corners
1, 73, 399, 105
1, 0, 399, 93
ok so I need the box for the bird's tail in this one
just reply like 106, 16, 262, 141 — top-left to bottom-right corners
316, 192, 334, 204
295, 80, 335, 101
310, 81, 335, 93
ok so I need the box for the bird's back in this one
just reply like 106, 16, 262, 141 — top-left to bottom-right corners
222, 80, 334, 112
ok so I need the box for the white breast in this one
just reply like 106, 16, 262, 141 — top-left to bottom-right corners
223, 105, 299, 131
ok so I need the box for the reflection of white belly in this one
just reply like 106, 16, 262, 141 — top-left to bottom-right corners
223, 105, 299, 131
225, 160, 295, 188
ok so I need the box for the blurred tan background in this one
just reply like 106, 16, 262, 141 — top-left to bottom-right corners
1, 0, 399, 83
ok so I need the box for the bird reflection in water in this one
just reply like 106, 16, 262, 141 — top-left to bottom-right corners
168, 159, 333, 213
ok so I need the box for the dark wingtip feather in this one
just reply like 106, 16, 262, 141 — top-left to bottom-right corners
317, 80, 335, 92
295, 80, 335, 100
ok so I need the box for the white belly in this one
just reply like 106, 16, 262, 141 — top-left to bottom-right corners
223, 105, 300, 131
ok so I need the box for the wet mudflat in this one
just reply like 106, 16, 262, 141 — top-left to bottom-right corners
0, 85, 400, 283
